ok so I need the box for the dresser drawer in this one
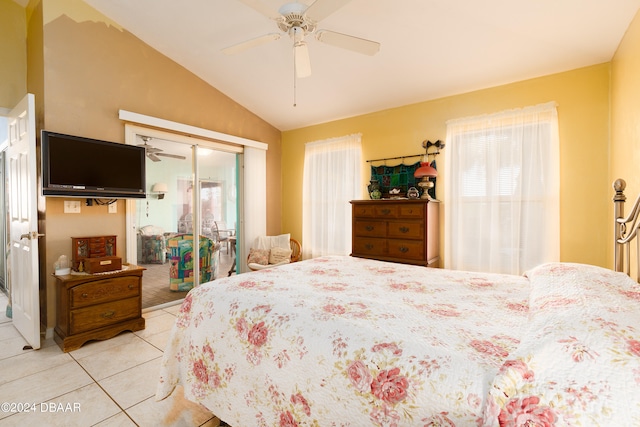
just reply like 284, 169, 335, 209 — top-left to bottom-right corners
387, 239, 424, 261
387, 221, 424, 239
353, 204, 376, 218
398, 204, 424, 218
353, 237, 387, 256
69, 297, 140, 335
373, 204, 398, 218
354, 220, 387, 237
70, 276, 139, 309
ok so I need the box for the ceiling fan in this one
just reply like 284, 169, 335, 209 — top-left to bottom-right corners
223, 0, 380, 78
138, 136, 186, 162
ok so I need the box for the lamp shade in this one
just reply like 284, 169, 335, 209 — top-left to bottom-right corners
151, 183, 168, 193
414, 162, 438, 178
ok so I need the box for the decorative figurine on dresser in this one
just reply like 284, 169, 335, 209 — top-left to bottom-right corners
54, 235, 145, 352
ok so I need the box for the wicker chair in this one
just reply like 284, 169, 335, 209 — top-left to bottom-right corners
247, 235, 301, 271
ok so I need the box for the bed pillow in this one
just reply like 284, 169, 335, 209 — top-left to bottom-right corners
269, 247, 292, 265
248, 248, 270, 265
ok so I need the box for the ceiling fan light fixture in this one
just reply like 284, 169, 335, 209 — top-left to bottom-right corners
294, 41, 311, 78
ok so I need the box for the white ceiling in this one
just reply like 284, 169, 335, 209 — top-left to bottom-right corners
82, 0, 640, 131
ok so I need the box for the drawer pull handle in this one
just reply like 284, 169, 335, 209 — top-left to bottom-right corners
365, 244, 374, 250
399, 246, 409, 253
399, 226, 409, 233
381, 209, 391, 215
82, 293, 88, 298
365, 226, 374, 231
102, 310, 115, 319
128, 284, 134, 290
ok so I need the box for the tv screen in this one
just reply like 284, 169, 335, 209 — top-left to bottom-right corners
41, 131, 146, 199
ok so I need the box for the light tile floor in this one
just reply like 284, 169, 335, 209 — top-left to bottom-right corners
0, 292, 223, 426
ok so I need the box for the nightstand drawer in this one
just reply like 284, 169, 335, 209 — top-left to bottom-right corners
387, 221, 424, 239
70, 276, 139, 309
354, 220, 387, 237
387, 239, 424, 260
70, 297, 139, 335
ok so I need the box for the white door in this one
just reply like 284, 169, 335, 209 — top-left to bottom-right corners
7, 93, 40, 350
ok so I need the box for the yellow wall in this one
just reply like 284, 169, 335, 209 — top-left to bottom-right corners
13, 0, 283, 330
283, 64, 611, 268
610, 9, 640, 268
0, 0, 27, 109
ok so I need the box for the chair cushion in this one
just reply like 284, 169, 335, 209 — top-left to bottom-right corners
248, 248, 270, 265
269, 247, 292, 265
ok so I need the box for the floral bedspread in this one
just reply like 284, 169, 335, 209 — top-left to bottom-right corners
483, 262, 640, 426
157, 256, 533, 426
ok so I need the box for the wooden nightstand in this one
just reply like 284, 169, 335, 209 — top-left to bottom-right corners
54, 265, 145, 352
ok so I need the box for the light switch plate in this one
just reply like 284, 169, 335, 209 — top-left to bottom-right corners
108, 203, 117, 213
64, 200, 81, 213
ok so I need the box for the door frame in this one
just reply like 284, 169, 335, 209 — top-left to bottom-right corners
121, 113, 267, 280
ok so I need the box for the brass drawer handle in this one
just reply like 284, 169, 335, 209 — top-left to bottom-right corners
381, 209, 391, 215
399, 226, 409, 233
365, 226, 374, 231
365, 244, 374, 250
128, 284, 134, 290
399, 246, 409, 253
82, 293, 88, 298
102, 310, 115, 319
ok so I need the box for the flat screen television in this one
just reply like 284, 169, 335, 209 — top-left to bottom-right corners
41, 130, 146, 199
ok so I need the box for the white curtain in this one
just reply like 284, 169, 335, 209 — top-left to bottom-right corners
302, 134, 362, 259
241, 146, 267, 272
444, 102, 559, 275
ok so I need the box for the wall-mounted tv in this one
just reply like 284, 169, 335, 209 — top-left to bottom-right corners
41, 131, 146, 199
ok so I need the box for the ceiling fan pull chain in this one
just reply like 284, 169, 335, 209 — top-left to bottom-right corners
293, 45, 297, 107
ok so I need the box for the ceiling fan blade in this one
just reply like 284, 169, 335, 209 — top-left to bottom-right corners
315, 30, 380, 56
305, 0, 352, 23
294, 42, 312, 78
156, 153, 187, 160
147, 153, 161, 162
222, 33, 281, 55
236, 0, 281, 19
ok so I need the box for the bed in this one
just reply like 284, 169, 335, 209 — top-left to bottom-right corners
157, 180, 640, 426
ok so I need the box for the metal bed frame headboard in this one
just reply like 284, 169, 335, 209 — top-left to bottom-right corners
613, 178, 640, 276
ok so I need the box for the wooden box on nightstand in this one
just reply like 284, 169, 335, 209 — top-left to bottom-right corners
71, 235, 117, 272
54, 266, 145, 352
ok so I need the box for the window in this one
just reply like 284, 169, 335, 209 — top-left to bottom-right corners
302, 134, 362, 258
444, 102, 559, 274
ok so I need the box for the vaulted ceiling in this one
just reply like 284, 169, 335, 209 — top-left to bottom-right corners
82, 0, 640, 131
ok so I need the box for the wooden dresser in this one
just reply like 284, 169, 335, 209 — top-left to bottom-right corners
350, 199, 440, 267
54, 266, 145, 352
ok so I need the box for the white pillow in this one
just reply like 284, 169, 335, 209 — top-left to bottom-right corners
254, 233, 290, 250
269, 247, 292, 265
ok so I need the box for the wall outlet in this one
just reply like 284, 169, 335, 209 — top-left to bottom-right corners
108, 203, 117, 214
63, 200, 81, 214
